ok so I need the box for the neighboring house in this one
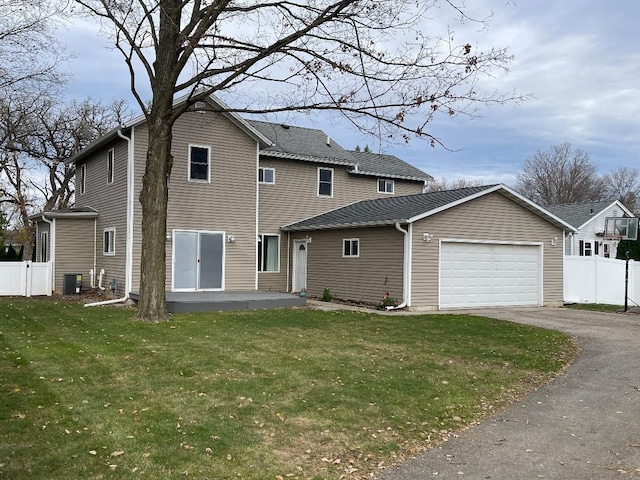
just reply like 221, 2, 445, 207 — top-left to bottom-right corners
31, 94, 431, 299
546, 200, 635, 258
282, 184, 576, 310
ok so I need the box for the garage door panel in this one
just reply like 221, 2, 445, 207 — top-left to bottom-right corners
440, 242, 541, 308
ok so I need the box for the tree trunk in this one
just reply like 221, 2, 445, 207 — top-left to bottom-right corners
134, 0, 183, 321
136, 117, 173, 321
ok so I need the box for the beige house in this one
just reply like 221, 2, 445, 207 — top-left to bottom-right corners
283, 185, 576, 310
31, 94, 431, 299
32, 94, 575, 310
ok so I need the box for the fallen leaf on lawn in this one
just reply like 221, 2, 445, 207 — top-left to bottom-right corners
110, 450, 124, 457
226, 454, 232, 460
89, 450, 97, 455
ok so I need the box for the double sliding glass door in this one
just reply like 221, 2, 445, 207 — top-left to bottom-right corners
173, 230, 224, 290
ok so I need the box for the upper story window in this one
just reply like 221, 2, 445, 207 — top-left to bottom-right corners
107, 148, 114, 184
378, 179, 394, 194
343, 238, 359, 258
103, 228, 116, 256
259, 167, 275, 184
189, 145, 210, 182
78, 164, 86, 194
318, 167, 333, 197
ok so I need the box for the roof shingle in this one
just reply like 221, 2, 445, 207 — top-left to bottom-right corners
546, 200, 618, 229
283, 185, 496, 231
248, 120, 431, 181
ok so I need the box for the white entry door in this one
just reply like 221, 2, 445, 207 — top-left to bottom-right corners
292, 240, 307, 292
173, 231, 224, 291
439, 241, 541, 308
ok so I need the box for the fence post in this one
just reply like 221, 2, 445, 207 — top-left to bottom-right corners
594, 255, 599, 304
24, 261, 32, 298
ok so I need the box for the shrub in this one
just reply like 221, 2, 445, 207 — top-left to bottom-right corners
378, 292, 398, 310
322, 288, 333, 302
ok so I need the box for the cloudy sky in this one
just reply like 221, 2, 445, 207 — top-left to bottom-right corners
59, 1, 640, 187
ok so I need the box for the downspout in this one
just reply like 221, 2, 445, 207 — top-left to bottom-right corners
255, 141, 260, 290
91, 217, 97, 288
85, 127, 134, 307
387, 222, 411, 310
41, 214, 55, 291
286, 231, 291, 292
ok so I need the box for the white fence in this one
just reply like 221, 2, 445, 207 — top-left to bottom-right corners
564, 256, 640, 306
0, 261, 52, 297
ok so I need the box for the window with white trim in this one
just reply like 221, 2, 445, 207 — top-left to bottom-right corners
40, 231, 48, 262
78, 164, 86, 194
259, 167, 275, 184
378, 179, 394, 194
579, 240, 593, 257
189, 145, 210, 182
107, 148, 114, 184
103, 228, 116, 256
258, 234, 280, 272
318, 167, 333, 197
343, 238, 359, 257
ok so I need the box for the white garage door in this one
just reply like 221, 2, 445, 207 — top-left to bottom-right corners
440, 241, 541, 308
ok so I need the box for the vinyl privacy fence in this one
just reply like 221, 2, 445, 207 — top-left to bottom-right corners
564, 256, 640, 306
0, 261, 52, 297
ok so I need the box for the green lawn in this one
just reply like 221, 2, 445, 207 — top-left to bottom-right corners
565, 303, 622, 313
0, 298, 576, 479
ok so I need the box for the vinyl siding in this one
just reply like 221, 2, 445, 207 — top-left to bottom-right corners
410, 192, 564, 308
292, 226, 404, 304
259, 157, 423, 291
131, 111, 258, 292
74, 139, 129, 295
53, 218, 96, 293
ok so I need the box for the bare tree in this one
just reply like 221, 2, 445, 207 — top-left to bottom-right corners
424, 177, 485, 192
0, 94, 130, 257
24, 98, 131, 210
514, 143, 606, 206
602, 167, 640, 214
0, 0, 68, 93
74, 0, 524, 321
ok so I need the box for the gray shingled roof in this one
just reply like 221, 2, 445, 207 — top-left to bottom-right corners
247, 120, 354, 164
348, 151, 433, 181
247, 120, 431, 181
546, 200, 618, 229
283, 185, 497, 231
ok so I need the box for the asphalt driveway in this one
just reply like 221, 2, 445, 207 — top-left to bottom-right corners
380, 307, 640, 480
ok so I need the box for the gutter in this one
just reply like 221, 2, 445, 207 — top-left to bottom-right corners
85, 127, 134, 308
387, 222, 411, 310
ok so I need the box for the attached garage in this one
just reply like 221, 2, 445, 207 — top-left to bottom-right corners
283, 184, 575, 310
439, 241, 542, 308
